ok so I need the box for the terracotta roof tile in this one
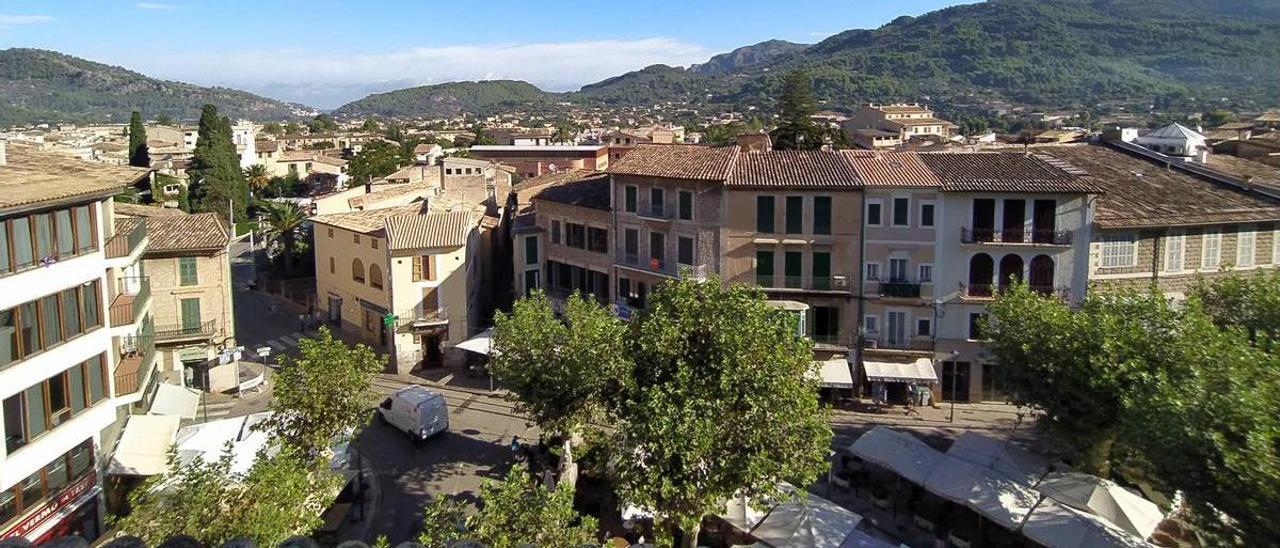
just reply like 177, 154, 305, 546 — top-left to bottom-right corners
514, 169, 603, 206
113, 202, 188, 218
608, 143, 738, 181
917, 152, 1100, 193
726, 150, 861, 188
843, 151, 941, 187
384, 210, 475, 252
0, 144, 148, 210
142, 213, 229, 253
310, 204, 425, 234
533, 173, 612, 209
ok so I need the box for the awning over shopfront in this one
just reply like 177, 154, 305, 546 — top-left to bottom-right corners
815, 359, 854, 389
148, 383, 201, 419
1022, 499, 1151, 548
923, 454, 1042, 530
847, 426, 944, 485
455, 328, 494, 356
1037, 472, 1163, 539
108, 414, 181, 476
948, 432, 1051, 487
747, 488, 864, 548
863, 358, 937, 384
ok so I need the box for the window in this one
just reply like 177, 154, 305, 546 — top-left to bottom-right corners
329, 257, 335, 274
888, 258, 909, 282
756, 196, 775, 233
756, 250, 774, 285
920, 202, 935, 228
649, 187, 665, 217
40, 295, 59, 349
0, 222, 8, 275
524, 236, 539, 265
812, 251, 831, 289
1237, 228, 1256, 267
863, 315, 879, 334
916, 317, 932, 337
866, 200, 883, 226
12, 217, 33, 270
677, 236, 694, 266
785, 196, 803, 234
865, 262, 881, 281
892, 197, 910, 227
354, 234, 361, 244
678, 191, 693, 220
919, 264, 933, 283
60, 288, 81, 339
623, 228, 640, 263
328, 228, 335, 238
73, 206, 94, 254
412, 255, 437, 281
649, 232, 666, 268
179, 256, 198, 286
371, 238, 379, 250
968, 313, 987, 340
813, 197, 831, 235
180, 298, 202, 331
1202, 229, 1222, 270
34, 213, 53, 260
566, 223, 586, 249
551, 220, 561, 245
369, 264, 384, 290
352, 258, 365, 283
587, 227, 608, 254
1163, 232, 1185, 272
523, 269, 540, 296
624, 186, 637, 213
1100, 234, 1137, 268
784, 251, 802, 288
0, 310, 14, 367
812, 306, 840, 343
55, 210, 74, 258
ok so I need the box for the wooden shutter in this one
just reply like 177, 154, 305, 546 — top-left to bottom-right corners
412, 256, 423, 281
422, 288, 439, 311
425, 255, 437, 281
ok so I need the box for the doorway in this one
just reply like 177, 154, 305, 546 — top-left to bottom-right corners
421, 334, 443, 368
328, 296, 342, 324
941, 361, 971, 401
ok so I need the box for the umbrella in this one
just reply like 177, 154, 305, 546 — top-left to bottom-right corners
1023, 498, 1151, 548
747, 489, 864, 548
1037, 472, 1163, 539
947, 432, 1050, 487
846, 426, 944, 485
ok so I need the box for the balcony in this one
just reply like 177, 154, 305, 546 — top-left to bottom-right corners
878, 280, 922, 299
114, 324, 156, 397
961, 227, 1072, 246
106, 218, 148, 259
1030, 285, 1073, 300
810, 332, 847, 348
154, 319, 217, 343
396, 306, 448, 330
109, 277, 150, 326
961, 283, 995, 299
635, 205, 675, 222
755, 275, 851, 292
862, 336, 933, 352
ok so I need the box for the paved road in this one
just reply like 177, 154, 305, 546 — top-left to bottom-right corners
357, 379, 535, 544
230, 240, 310, 355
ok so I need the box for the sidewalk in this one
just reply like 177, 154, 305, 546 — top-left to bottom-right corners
830, 400, 1046, 453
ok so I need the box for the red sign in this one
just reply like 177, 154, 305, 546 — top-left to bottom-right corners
1, 473, 97, 540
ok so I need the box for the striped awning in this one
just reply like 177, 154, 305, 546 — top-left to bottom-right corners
863, 358, 937, 383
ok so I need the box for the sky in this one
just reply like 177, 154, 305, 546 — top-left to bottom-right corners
0, 0, 976, 109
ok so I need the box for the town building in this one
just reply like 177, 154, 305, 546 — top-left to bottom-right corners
601, 126, 682, 161
1134, 123, 1207, 157
468, 145, 610, 179
843, 104, 959, 149
0, 142, 150, 542
516, 171, 613, 307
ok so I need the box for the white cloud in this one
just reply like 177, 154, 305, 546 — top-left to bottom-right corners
0, 14, 53, 29
117, 37, 712, 109
135, 2, 181, 10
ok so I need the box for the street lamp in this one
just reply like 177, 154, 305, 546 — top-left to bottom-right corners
948, 349, 961, 423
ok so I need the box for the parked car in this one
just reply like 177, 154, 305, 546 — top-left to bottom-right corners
376, 386, 449, 441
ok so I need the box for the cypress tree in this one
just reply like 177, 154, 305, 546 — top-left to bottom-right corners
128, 111, 150, 167
188, 104, 248, 222
770, 70, 826, 150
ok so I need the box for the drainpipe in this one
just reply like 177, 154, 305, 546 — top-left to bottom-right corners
855, 192, 867, 380
1152, 231, 1162, 286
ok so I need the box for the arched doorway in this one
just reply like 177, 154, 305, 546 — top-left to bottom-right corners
1029, 255, 1055, 295
968, 253, 994, 297
998, 254, 1024, 292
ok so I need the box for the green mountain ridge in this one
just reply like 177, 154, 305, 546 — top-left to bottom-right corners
0, 48, 309, 126
332, 80, 557, 118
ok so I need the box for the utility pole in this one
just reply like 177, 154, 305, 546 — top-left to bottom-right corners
228, 197, 235, 238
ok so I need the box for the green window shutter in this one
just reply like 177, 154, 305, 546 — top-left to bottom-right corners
756, 196, 775, 233
179, 256, 198, 286
180, 298, 201, 331
813, 197, 831, 235
785, 196, 803, 234
813, 252, 831, 278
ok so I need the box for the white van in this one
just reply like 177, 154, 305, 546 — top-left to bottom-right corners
376, 386, 449, 441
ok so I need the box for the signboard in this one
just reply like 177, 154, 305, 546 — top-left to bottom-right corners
382, 313, 397, 327
1, 473, 96, 540
256, 346, 271, 358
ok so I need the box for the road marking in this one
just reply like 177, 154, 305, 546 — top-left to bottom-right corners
452, 394, 479, 415
438, 373, 454, 385
266, 339, 286, 351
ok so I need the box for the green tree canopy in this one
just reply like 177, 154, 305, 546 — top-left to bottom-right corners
259, 327, 385, 460
769, 70, 826, 150
1190, 270, 1280, 349
360, 118, 381, 132
347, 139, 409, 184
418, 469, 599, 548
307, 113, 338, 134
128, 110, 150, 168
256, 199, 306, 274
187, 104, 248, 221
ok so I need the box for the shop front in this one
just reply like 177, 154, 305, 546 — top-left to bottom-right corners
1, 441, 102, 543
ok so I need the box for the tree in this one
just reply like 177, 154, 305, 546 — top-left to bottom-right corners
188, 105, 249, 222
347, 139, 408, 184
552, 122, 578, 144
244, 164, 270, 196
418, 469, 599, 548
155, 113, 174, 126
256, 200, 306, 274
282, 122, 302, 135
360, 118, 381, 133
261, 121, 283, 135
490, 292, 630, 466
1201, 109, 1237, 127
113, 446, 340, 547
259, 327, 385, 460
614, 277, 831, 546
307, 114, 338, 134
470, 123, 496, 146
769, 70, 825, 150
128, 111, 150, 168
1190, 270, 1280, 348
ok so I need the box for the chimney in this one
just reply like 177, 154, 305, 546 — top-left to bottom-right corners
0, 139, 6, 166
735, 130, 772, 153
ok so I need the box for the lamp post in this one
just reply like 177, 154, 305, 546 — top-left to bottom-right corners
948, 349, 960, 423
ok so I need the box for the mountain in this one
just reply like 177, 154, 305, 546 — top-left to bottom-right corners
0, 49, 310, 126
690, 40, 808, 76
333, 80, 559, 119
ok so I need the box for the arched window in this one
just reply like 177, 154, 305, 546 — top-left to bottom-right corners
1029, 255, 1055, 295
998, 254, 1024, 292
369, 264, 384, 290
352, 258, 365, 284
968, 253, 994, 297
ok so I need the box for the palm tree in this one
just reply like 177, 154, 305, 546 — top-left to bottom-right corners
552, 123, 578, 145
244, 164, 270, 196
258, 200, 305, 274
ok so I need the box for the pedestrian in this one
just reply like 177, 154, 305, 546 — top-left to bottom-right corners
298, 312, 307, 332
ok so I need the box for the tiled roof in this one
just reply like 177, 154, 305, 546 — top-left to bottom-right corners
310, 204, 425, 234
1202, 154, 1280, 192
514, 169, 604, 206
0, 144, 148, 210
114, 202, 188, 218
143, 212, 229, 253
917, 152, 1100, 193
1040, 144, 1280, 228
844, 151, 941, 187
312, 155, 347, 167
349, 182, 432, 208
256, 141, 280, 153
384, 210, 474, 252
607, 143, 739, 181
533, 173, 612, 209
726, 150, 861, 188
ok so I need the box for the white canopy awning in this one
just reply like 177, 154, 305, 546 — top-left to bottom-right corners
1022, 498, 1151, 548
748, 489, 864, 548
174, 412, 272, 476
923, 454, 1043, 530
148, 383, 201, 419
863, 358, 936, 384
108, 414, 181, 476
1037, 472, 1163, 540
948, 432, 1051, 487
454, 328, 494, 356
815, 359, 854, 389
847, 426, 944, 485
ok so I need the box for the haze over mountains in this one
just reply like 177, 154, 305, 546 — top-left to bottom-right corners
3, 0, 1280, 125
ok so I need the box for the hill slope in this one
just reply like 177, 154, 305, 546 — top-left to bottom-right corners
689, 39, 807, 76
0, 49, 309, 125
332, 80, 559, 118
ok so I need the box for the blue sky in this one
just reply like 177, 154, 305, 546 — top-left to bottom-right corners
0, 0, 975, 108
